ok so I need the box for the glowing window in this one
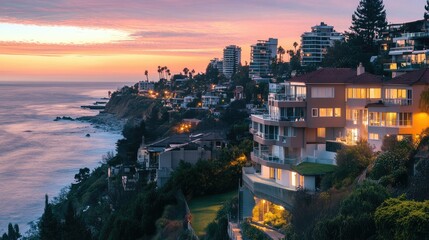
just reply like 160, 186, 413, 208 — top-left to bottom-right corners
334, 108, 341, 117
317, 128, 326, 138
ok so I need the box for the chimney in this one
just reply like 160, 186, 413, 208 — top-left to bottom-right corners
357, 62, 365, 76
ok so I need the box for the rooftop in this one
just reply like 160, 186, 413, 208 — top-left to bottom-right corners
292, 162, 337, 176
386, 68, 429, 85
290, 68, 383, 84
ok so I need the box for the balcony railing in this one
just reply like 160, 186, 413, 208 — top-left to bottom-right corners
252, 150, 298, 165
390, 46, 414, 51
255, 132, 279, 140
271, 94, 306, 102
384, 62, 428, 71
255, 114, 305, 122
383, 98, 412, 106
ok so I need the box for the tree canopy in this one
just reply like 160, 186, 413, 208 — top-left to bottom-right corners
350, 0, 387, 51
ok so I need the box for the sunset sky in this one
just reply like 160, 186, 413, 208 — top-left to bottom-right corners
0, 0, 426, 82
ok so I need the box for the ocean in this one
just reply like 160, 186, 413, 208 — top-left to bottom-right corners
0, 81, 132, 234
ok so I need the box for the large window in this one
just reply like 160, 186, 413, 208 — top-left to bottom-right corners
347, 88, 366, 99
319, 108, 333, 117
369, 88, 381, 98
399, 113, 412, 126
385, 88, 407, 99
347, 88, 381, 99
385, 88, 412, 105
317, 128, 326, 138
369, 112, 411, 127
369, 133, 379, 140
385, 113, 397, 127
311, 87, 335, 98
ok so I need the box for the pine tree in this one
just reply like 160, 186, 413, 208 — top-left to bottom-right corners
39, 195, 61, 240
425, 0, 429, 20
350, 0, 387, 51
62, 201, 92, 240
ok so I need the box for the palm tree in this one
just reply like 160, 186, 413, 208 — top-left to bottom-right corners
157, 66, 161, 80
166, 69, 171, 80
277, 46, 285, 62
144, 70, 149, 81
293, 42, 299, 52
183, 67, 189, 77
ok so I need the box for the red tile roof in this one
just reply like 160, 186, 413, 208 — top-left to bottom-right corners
387, 68, 429, 85
290, 68, 383, 84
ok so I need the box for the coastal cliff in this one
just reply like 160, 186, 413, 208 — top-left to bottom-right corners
104, 93, 160, 119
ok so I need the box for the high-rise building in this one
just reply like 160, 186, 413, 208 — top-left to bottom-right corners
249, 38, 278, 79
301, 22, 343, 66
222, 45, 241, 79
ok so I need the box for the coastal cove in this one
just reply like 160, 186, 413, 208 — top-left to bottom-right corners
0, 82, 131, 233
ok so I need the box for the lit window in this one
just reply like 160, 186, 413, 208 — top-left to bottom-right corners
386, 112, 397, 127
312, 108, 318, 117
317, 128, 326, 138
269, 168, 275, 179
319, 108, 333, 117
369, 133, 379, 140
334, 108, 341, 117
369, 88, 381, 98
277, 169, 281, 180
291, 172, 297, 186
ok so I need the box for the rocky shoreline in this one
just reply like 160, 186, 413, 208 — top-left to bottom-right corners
77, 113, 126, 133
55, 113, 126, 133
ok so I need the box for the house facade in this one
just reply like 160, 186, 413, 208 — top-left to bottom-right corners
242, 66, 429, 215
137, 132, 227, 187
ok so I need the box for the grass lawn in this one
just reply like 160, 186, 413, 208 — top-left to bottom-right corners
188, 191, 237, 237
292, 162, 337, 175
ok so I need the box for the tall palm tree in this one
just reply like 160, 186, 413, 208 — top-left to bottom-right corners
183, 67, 189, 76
144, 70, 149, 81
277, 46, 285, 62
293, 42, 299, 52
157, 66, 161, 80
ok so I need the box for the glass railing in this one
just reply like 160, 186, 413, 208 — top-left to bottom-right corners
272, 94, 306, 102
390, 46, 414, 51
252, 149, 298, 165
254, 114, 305, 122
383, 98, 412, 106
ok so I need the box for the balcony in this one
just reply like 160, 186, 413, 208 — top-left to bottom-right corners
242, 167, 296, 210
383, 98, 412, 106
251, 151, 298, 168
271, 94, 306, 102
389, 46, 414, 52
252, 115, 307, 128
384, 62, 427, 72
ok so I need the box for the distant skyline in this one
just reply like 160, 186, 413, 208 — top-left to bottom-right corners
0, 0, 426, 82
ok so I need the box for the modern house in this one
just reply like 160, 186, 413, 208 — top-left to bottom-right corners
138, 80, 155, 94
249, 38, 278, 79
137, 132, 227, 187
381, 19, 429, 77
223, 45, 242, 79
241, 66, 429, 217
301, 22, 344, 66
